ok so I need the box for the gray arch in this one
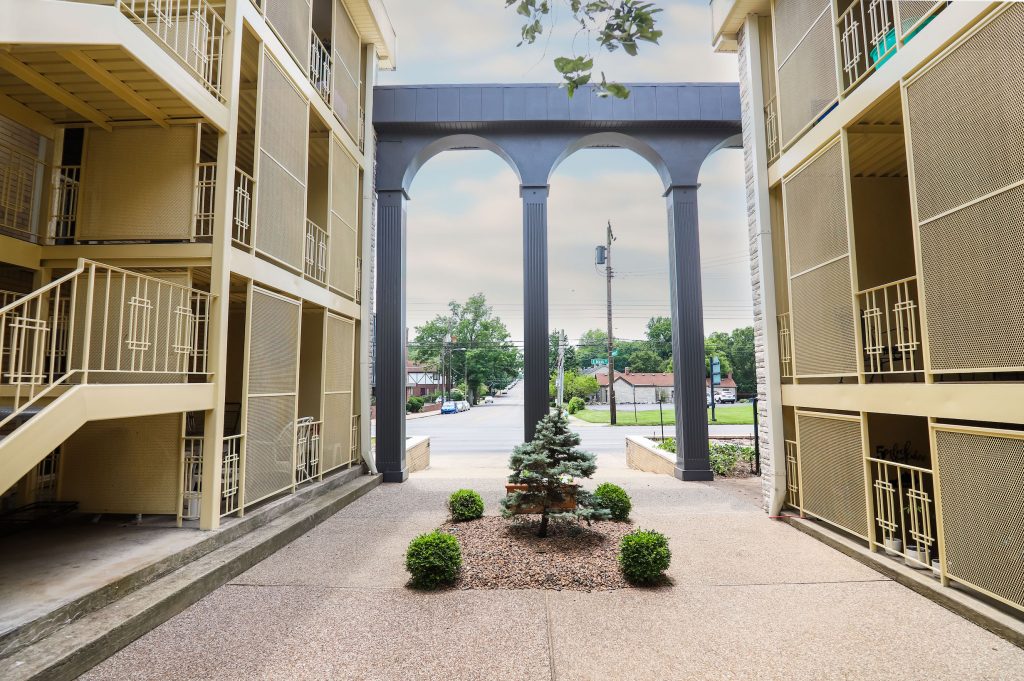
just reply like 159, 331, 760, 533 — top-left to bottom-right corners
548, 131, 673, 190
372, 83, 742, 484
403, 134, 523, 195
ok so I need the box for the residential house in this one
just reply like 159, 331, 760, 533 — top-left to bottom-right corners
406, 361, 442, 399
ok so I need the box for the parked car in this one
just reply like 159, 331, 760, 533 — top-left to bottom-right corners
434, 396, 444, 404
484, 396, 494, 404
715, 393, 737, 404
441, 401, 457, 414
456, 400, 471, 412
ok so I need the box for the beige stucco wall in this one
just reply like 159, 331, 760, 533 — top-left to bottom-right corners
406, 436, 430, 473
625, 436, 675, 477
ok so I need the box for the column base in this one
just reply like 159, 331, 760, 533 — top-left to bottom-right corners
382, 469, 409, 483
674, 467, 714, 482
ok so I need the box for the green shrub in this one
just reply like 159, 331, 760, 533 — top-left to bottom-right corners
659, 437, 676, 453
406, 396, 425, 413
405, 531, 461, 589
708, 442, 755, 476
448, 489, 484, 521
594, 482, 631, 521
619, 529, 671, 585
567, 396, 585, 414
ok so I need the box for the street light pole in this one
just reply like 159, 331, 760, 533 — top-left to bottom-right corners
605, 220, 617, 425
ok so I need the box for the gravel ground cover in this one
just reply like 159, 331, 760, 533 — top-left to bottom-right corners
440, 516, 634, 591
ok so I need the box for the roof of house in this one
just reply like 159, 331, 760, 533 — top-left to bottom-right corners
594, 371, 737, 389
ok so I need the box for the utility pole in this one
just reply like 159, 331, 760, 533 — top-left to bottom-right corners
556, 332, 566, 409
604, 220, 617, 425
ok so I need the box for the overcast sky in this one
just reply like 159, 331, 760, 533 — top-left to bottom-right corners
378, 0, 752, 344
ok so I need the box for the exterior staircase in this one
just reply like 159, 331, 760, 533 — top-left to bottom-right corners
0, 259, 214, 494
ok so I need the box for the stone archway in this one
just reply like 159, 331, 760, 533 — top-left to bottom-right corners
372, 83, 741, 483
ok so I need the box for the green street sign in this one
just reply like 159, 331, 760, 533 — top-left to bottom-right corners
612, 350, 619, 357
591, 358, 608, 366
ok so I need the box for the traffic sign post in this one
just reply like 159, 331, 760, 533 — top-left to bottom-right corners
710, 356, 721, 423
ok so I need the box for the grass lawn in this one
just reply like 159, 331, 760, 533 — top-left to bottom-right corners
574, 403, 754, 426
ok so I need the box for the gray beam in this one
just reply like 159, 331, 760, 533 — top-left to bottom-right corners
522, 185, 550, 440
375, 190, 408, 482
666, 185, 712, 481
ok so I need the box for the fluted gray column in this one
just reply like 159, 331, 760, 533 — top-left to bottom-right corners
522, 185, 550, 441
666, 185, 713, 480
375, 190, 408, 482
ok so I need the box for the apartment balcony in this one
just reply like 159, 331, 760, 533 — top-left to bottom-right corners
304, 219, 329, 285
309, 31, 333, 107
0, 0, 228, 133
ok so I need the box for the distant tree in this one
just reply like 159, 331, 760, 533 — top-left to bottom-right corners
505, 0, 664, 99
625, 348, 662, 373
549, 370, 601, 402
575, 328, 608, 370
645, 316, 673, 361
410, 294, 522, 403
728, 326, 756, 394
549, 328, 578, 375
704, 331, 733, 377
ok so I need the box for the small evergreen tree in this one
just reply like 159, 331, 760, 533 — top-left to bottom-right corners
501, 410, 609, 537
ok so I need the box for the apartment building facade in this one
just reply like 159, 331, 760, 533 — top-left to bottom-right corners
0, 0, 394, 531
711, 0, 1024, 614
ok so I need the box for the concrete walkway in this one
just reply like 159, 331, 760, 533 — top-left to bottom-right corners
82, 451, 1024, 680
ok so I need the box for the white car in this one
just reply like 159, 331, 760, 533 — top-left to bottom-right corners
456, 400, 471, 412
484, 396, 494, 404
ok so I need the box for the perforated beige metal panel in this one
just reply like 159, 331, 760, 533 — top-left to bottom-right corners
784, 143, 849, 275
933, 426, 1024, 611
797, 413, 868, 538
259, 55, 308, 182
60, 414, 180, 514
905, 4, 1024, 223
897, 1, 942, 36
918, 184, 1024, 372
785, 142, 858, 377
266, 0, 311, 71
322, 312, 354, 473
333, 0, 361, 138
244, 288, 300, 504
255, 152, 305, 269
329, 139, 359, 294
774, 0, 831, 61
777, 8, 838, 148
79, 127, 196, 241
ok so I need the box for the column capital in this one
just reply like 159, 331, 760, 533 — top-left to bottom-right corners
377, 187, 411, 201
520, 184, 550, 200
663, 183, 700, 198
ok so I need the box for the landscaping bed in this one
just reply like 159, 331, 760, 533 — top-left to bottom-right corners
441, 516, 634, 591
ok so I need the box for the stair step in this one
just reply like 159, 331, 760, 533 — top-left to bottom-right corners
0, 470, 381, 681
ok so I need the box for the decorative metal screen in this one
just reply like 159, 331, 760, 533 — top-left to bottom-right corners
897, 1, 945, 39
79, 126, 196, 241
256, 53, 308, 270
775, 0, 838, 148
933, 425, 1024, 611
905, 5, 1024, 372
333, 0, 361, 139
797, 412, 868, 538
60, 414, 181, 514
329, 138, 359, 296
785, 142, 858, 377
266, 0, 311, 71
244, 288, 300, 504
322, 312, 355, 472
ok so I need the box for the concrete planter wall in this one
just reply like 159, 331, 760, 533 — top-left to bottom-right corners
406, 436, 430, 473
625, 436, 676, 477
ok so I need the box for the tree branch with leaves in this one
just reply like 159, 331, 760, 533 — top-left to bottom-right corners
505, 0, 663, 98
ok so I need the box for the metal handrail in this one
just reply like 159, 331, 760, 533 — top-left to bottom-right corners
858, 276, 921, 374
309, 32, 332, 106
0, 259, 213, 435
764, 96, 780, 162
296, 417, 322, 482
193, 161, 216, 238
304, 219, 328, 284
777, 312, 793, 379
869, 456, 936, 568
233, 167, 254, 247
51, 165, 81, 241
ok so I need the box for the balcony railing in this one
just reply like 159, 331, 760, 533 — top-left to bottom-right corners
355, 256, 362, 303
193, 161, 216, 238
296, 417, 321, 483
0, 260, 213, 435
777, 312, 794, 379
837, 0, 897, 95
764, 96, 780, 163
869, 457, 936, 569
51, 165, 81, 242
233, 168, 254, 247
0, 139, 46, 243
784, 439, 800, 508
119, 0, 227, 100
309, 32, 332, 106
181, 435, 203, 522
222, 433, 242, 516
858, 276, 922, 374
304, 219, 328, 284
351, 418, 359, 465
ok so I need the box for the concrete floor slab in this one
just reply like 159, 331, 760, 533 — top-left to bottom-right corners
80, 586, 551, 681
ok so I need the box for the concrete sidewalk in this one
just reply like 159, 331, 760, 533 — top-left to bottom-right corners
82, 462, 1024, 680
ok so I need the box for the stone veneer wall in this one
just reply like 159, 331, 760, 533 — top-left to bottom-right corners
736, 21, 776, 513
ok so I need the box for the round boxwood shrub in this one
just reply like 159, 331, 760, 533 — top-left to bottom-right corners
448, 489, 484, 521
406, 396, 425, 413
594, 482, 631, 521
405, 530, 461, 589
567, 396, 585, 414
619, 529, 671, 585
